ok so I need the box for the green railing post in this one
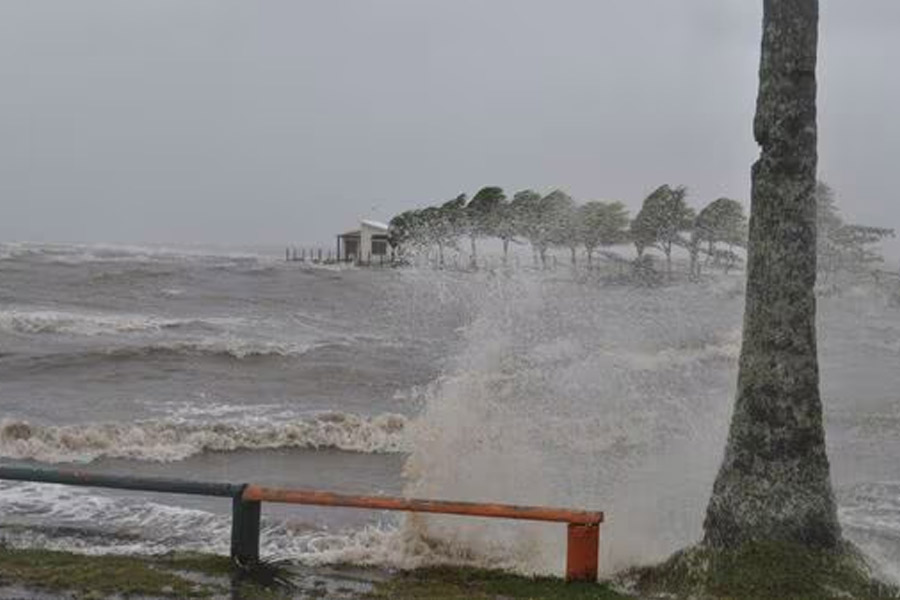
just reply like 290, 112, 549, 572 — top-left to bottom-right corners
231, 490, 261, 567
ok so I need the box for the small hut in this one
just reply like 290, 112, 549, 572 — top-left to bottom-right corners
336, 220, 390, 264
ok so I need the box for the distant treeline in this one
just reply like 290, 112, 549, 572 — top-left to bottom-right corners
388, 181, 894, 280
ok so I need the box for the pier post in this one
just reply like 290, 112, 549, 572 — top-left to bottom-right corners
231, 493, 261, 566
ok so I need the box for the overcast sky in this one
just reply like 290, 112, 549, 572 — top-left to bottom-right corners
1, 1, 898, 255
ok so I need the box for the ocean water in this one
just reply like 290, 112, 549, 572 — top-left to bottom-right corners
0, 242, 898, 580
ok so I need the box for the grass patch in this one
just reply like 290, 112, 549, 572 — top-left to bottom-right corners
0, 547, 304, 599
156, 551, 235, 577
3, 543, 896, 599
0, 546, 214, 598
366, 566, 634, 600
622, 541, 900, 600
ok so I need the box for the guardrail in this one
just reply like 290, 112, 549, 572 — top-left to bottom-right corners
0, 466, 604, 582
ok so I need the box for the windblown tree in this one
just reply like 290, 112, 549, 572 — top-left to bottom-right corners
536, 189, 576, 268
704, 0, 842, 551
579, 201, 630, 266
465, 186, 505, 267
559, 199, 582, 266
493, 196, 517, 264
631, 184, 695, 276
418, 207, 445, 264
440, 194, 467, 240
815, 181, 894, 282
417, 196, 465, 267
510, 190, 543, 266
388, 210, 421, 260
690, 198, 748, 278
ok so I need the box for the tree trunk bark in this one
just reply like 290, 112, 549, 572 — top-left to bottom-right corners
704, 0, 841, 550
690, 246, 699, 281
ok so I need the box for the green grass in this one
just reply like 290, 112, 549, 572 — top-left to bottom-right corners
0, 547, 215, 598
622, 541, 900, 600
366, 566, 634, 600
2, 544, 897, 599
0, 547, 305, 599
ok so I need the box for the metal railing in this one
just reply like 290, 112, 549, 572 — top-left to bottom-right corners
0, 466, 604, 582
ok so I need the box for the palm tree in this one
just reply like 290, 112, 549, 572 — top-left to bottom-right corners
704, 0, 841, 550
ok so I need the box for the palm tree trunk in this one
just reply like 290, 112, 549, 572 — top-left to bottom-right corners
704, 0, 841, 550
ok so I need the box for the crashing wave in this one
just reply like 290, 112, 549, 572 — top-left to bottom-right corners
0, 309, 233, 337
113, 338, 316, 360
0, 480, 541, 575
0, 412, 409, 463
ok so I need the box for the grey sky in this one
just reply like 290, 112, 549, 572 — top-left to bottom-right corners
1, 1, 898, 256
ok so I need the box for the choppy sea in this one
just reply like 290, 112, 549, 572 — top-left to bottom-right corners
1, 242, 898, 580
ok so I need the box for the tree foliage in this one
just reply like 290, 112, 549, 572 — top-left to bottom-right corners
690, 198, 748, 278
632, 185, 696, 275
386, 179, 891, 280
465, 187, 505, 265
579, 201, 630, 265
816, 182, 894, 281
509, 190, 543, 263
538, 190, 578, 265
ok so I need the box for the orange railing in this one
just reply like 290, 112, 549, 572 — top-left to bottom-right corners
240, 485, 603, 581
0, 466, 604, 582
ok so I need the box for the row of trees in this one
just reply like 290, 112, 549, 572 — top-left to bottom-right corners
388, 182, 893, 279
388, 184, 747, 277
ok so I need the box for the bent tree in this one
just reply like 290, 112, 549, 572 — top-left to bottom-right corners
703, 0, 842, 549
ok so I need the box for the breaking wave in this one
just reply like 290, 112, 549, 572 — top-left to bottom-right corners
0, 412, 409, 463
398, 275, 745, 575
15, 340, 329, 368
0, 308, 322, 359
0, 480, 535, 573
0, 482, 508, 573
0, 308, 234, 337
107, 338, 316, 360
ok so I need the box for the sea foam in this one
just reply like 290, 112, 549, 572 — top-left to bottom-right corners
0, 412, 409, 463
0, 308, 230, 337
